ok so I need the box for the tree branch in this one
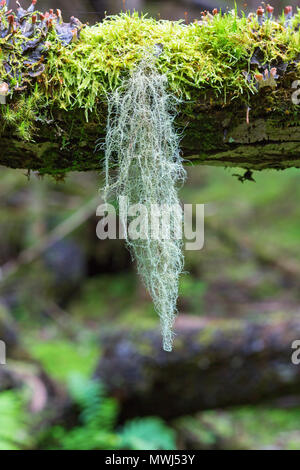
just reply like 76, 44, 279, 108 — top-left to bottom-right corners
1, 90, 300, 174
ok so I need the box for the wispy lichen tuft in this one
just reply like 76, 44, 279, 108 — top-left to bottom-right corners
102, 57, 186, 351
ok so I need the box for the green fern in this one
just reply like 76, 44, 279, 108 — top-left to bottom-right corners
0, 390, 30, 450
119, 417, 176, 450
48, 374, 119, 450
45, 374, 176, 450
68, 374, 118, 432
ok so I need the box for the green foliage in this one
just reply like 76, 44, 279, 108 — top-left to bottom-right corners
46, 375, 175, 450
68, 374, 117, 431
2, 10, 300, 138
0, 87, 44, 141
119, 417, 176, 450
0, 390, 30, 450
47, 11, 251, 110
47, 10, 300, 111
48, 375, 119, 450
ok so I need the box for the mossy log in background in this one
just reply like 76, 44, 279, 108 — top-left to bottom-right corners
1, 7, 300, 175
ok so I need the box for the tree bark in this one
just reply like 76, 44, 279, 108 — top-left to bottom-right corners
1, 83, 300, 175
95, 314, 300, 421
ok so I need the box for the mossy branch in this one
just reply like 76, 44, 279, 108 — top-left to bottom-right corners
1, 9, 300, 175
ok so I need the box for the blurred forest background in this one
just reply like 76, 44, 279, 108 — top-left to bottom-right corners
1, 0, 300, 451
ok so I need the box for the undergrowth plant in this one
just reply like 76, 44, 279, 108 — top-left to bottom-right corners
45, 375, 176, 450
102, 57, 186, 351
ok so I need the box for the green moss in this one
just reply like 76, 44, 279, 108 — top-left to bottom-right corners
0, 86, 44, 140
42, 10, 296, 112
2, 9, 300, 137
46, 11, 252, 108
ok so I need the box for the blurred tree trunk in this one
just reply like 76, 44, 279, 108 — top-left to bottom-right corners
95, 314, 300, 421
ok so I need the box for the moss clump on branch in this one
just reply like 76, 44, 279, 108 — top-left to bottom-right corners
50, 7, 300, 109
1, 4, 300, 141
0, 3, 299, 179
1, 3, 300, 349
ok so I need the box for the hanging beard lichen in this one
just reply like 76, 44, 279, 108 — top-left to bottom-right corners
102, 57, 186, 352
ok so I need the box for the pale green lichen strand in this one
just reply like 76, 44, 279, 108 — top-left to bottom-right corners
103, 58, 186, 351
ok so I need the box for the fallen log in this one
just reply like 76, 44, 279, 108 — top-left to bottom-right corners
95, 314, 300, 421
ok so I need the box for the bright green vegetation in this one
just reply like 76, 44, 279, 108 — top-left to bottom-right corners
1, 89, 45, 141
29, 10, 300, 105
28, 339, 99, 382
0, 375, 175, 450
3, 376, 300, 450
0, 390, 31, 450
47, 10, 255, 109
2, 10, 300, 139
